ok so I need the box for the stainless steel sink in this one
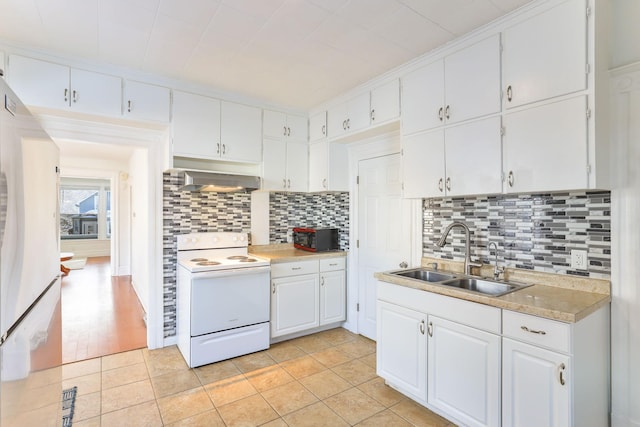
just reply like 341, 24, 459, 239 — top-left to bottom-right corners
439, 278, 527, 297
392, 269, 456, 282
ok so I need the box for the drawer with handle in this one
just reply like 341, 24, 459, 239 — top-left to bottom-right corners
502, 310, 571, 353
271, 260, 319, 278
320, 257, 346, 272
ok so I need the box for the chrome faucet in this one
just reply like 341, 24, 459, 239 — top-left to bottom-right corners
487, 242, 504, 280
436, 221, 481, 275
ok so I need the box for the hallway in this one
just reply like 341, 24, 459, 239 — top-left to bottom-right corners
62, 257, 147, 364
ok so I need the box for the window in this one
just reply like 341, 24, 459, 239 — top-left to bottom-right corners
60, 178, 111, 240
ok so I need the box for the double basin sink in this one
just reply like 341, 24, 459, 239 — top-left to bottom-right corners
390, 268, 530, 297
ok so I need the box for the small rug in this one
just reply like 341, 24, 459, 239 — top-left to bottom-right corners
62, 258, 87, 270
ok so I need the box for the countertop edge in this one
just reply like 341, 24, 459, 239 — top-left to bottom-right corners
249, 248, 348, 263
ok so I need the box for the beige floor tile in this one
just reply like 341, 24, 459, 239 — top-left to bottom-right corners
280, 355, 327, 379
244, 364, 295, 392
336, 337, 376, 358
310, 347, 352, 367
101, 379, 155, 414
194, 359, 241, 385
283, 401, 349, 427
217, 394, 279, 426
358, 377, 406, 407
157, 387, 214, 425
299, 370, 352, 400
261, 381, 319, 416
359, 353, 377, 369
290, 335, 333, 353
204, 374, 257, 407
332, 359, 377, 385
101, 400, 162, 427
316, 328, 359, 346
102, 349, 145, 371
73, 416, 101, 427
356, 409, 413, 426
143, 346, 190, 378
62, 358, 101, 380
324, 387, 386, 425
63, 372, 101, 395
102, 362, 149, 390
151, 369, 201, 399
390, 399, 452, 427
72, 391, 101, 422
266, 341, 306, 362
164, 408, 226, 426
232, 351, 277, 373
261, 419, 289, 427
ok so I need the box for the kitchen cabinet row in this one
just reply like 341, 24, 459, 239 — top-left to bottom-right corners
376, 280, 609, 427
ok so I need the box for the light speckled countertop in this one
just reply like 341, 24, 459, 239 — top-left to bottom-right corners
375, 257, 610, 323
249, 243, 347, 264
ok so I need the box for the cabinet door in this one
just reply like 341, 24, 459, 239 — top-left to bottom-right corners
371, 79, 400, 125
445, 34, 501, 124
70, 68, 122, 116
427, 316, 501, 427
327, 102, 348, 138
263, 110, 287, 138
503, 338, 570, 427
286, 114, 308, 142
221, 101, 262, 163
271, 274, 319, 337
172, 90, 221, 159
401, 60, 445, 135
262, 138, 287, 191
8, 55, 69, 110
320, 270, 346, 325
503, 96, 587, 193
445, 117, 502, 197
503, 0, 587, 108
123, 80, 171, 123
346, 91, 371, 133
377, 301, 427, 403
309, 111, 327, 142
285, 142, 308, 192
402, 129, 445, 198
328, 142, 349, 192
308, 141, 328, 192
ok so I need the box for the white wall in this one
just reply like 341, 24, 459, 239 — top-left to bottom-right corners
611, 0, 640, 68
129, 148, 149, 314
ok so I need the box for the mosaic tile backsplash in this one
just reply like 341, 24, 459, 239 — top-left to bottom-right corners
423, 191, 611, 279
269, 192, 350, 250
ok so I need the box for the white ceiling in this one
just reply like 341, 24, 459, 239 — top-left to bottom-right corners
0, 0, 532, 111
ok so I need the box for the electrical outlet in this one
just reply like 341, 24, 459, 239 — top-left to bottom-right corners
571, 249, 588, 270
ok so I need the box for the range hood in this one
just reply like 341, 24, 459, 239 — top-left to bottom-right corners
179, 171, 261, 192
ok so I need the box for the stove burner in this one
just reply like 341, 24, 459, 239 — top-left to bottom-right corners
196, 261, 221, 266
240, 258, 258, 263
227, 255, 249, 260
191, 258, 208, 262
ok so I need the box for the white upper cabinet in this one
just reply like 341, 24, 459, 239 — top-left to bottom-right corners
327, 91, 371, 138
502, 0, 587, 109
123, 80, 171, 123
9, 55, 121, 116
401, 35, 500, 135
503, 96, 588, 193
221, 101, 262, 163
172, 90, 221, 159
370, 79, 401, 125
263, 110, 308, 142
262, 139, 307, 192
308, 141, 349, 192
309, 111, 327, 142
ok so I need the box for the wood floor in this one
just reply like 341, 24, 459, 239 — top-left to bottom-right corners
61, 256, 147, 364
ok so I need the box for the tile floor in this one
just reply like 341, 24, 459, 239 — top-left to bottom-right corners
65, 328, 456, 426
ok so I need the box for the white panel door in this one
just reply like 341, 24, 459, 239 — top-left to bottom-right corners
221, 101, 262, 163
70, 68, 122, 116
401, 60, 445, 135
262, 138, 287, 191
123, 80, 171, 123
503, 338, 571, 427
285, 142, 308, 192
271, 274, 320, 338
172, 90, 221, 159
402, 130, 445, 198
8, 55, 69, 110
371, 79, 400, 125
503, 0, 587, 108
377, 301, 427, 403
358, 154, 412, 339
503, 96, 588, 193
319, 270, 346, 325
428, 316, 501, 427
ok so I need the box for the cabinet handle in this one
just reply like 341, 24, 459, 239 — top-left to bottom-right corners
217, 143, 221, 154
287, 127, 291, 137
371, 109, 375, 121
445, 177, 451, 191
287, 179, 291, 189
272, 282, 275, 294
445, 105, 450, 120
342, 120, 347, 130
282, 179, 287, 188
427, 321, 433, 337
506, 85, 513, 102
347, 118, 350, 129
72, 90, 78, 103
322, 124, 326, 135
329, 263, 338, 266
222, 144, 226, 154
322, 178, 327, 189
291, 267, 302, 270
438, 178, 444, 192
64, 88, 68, 102
558, 363, 566, 385
520, 326, 546, 335
508, 171, 514, 187
419, 320, 425, 335
127, 100, 132, 113
321, 277, 325, 286
283, 126, 287, 136
438, 107, 444, 121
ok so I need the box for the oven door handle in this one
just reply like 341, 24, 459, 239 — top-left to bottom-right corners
188, 265, 271, 279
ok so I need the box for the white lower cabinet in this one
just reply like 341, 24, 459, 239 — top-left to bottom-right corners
319, 258, 346, 325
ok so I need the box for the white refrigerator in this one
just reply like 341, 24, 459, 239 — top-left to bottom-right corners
0, 78, 63, 426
